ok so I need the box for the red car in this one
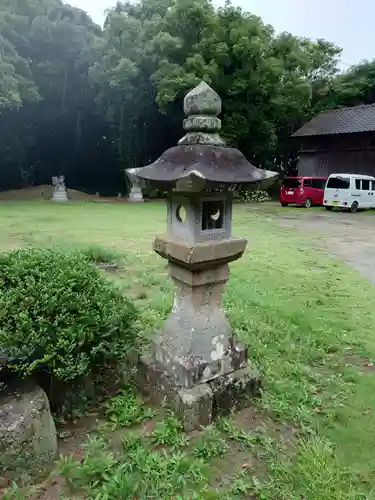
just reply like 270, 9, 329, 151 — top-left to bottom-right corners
280, 176, 327, 208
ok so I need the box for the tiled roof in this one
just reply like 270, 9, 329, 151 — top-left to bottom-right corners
292, 103, 375, 137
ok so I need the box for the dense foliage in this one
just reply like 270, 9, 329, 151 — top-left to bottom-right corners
233, 188, 271, 203
0, 248, 137, 408
1, 0, 374, 193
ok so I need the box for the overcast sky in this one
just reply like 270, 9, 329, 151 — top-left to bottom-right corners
67, 0, 374, 67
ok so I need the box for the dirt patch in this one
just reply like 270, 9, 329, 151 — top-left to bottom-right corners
0, 185, 94, 201
0, 185, 168, 203
328, 347, 375, 374
273, 208, 375, 285
210, 406, 297, 492
14, 405, 296, 499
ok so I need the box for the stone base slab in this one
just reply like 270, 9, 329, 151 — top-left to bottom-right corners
128, 187, 144, 202
138, 354, 261, 431
153, 234, 247, 270
52, 193, 68, 202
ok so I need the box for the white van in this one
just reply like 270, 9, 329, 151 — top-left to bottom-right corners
323, 173, 375, 213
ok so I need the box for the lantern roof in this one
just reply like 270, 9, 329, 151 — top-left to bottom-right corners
129, 81, 277, 190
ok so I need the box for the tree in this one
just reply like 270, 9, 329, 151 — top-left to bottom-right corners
0, 0, 344, 192
320, 60, 375, 109
0, 0, 111, 191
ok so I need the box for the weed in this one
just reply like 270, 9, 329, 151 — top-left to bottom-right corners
59, 435, 118, 490
105, 390, 154, 428
60, 429, 208, 498
135, 289, 148, 300
230, 469, 257, 496
80, 245, 120, 264
121, 433, 146, 453
193, 427, 229, 460
150, 411, 188, 448
2, 482, 34, 500
216, 417, 270, 450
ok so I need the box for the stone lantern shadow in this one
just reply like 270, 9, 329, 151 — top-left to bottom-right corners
132, 81, 277, 430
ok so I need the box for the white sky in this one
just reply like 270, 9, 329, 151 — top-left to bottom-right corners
67, 0, 375, 67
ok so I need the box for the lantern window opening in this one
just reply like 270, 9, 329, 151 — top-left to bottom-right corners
176, 204, 187, 224
201, 199, 225, 231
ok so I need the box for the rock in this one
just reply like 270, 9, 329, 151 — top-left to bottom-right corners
0, 380, 57, 484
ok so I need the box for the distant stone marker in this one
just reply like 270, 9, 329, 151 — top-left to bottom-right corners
126, 168, 144, 202
52, 175, 68, 202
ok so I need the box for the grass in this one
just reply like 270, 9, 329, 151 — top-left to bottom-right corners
1, 200, 375, 498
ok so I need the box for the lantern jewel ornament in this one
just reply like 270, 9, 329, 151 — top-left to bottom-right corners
134, 81, 277, 430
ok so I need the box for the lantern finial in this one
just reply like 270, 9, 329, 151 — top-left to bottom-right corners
179, 81, 226, 146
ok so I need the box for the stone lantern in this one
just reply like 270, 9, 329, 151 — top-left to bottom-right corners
134, 82, 277, 430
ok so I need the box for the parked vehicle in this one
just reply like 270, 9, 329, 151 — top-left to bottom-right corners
280, 176, 327, 208
323, 173, 375, 213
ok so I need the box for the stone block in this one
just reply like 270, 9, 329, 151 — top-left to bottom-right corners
209, 366, 261, 418
138, 354, 260, 431
169, 262, 229, 286
175, 385, 213, 431
0, 380, 57, 484
138, 354, 212, 431
52, 190, 68, 202
153, 235, 247, 270
128, 186, 144, 202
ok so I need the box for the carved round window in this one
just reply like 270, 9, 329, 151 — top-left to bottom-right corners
176, 205, 187, 223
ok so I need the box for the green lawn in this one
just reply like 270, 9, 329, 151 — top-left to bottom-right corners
2, 200, 375, 499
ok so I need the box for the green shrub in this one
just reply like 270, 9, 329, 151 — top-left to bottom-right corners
0, 248, 137, 410
233, 188, 271, 203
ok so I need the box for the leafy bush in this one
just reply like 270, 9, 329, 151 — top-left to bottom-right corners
233, 188, 271, 203
0, 248, 137, 410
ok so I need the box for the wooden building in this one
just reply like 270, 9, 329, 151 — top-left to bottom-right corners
292, 104, 375, 177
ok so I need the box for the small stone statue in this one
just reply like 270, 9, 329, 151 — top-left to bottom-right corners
52, 175, 68, 202
127, 168, 144, 202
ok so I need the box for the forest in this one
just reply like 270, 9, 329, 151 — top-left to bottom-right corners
1, 0, 375, 195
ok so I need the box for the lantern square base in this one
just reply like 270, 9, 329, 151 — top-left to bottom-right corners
137, 354, 261, 431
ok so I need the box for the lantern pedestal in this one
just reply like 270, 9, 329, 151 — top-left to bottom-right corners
137, 234, 261, 431
138, 355, 260, 431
